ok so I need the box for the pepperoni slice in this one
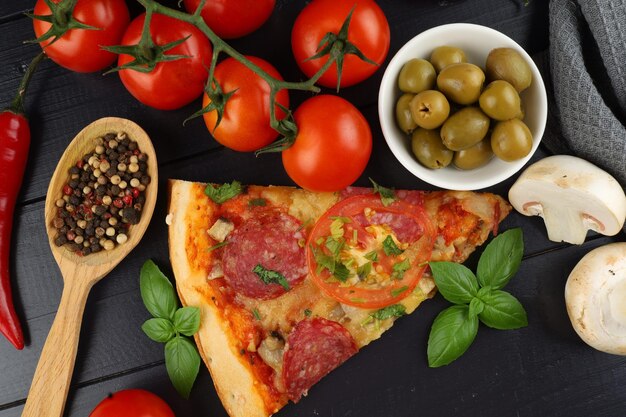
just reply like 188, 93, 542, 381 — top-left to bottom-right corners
222, 212, 307, 299
282, 318, 357, 402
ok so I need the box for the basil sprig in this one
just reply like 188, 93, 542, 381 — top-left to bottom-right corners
427, 228, 527, 368
204, 181, 242, 204
140, 260, 201, 398
369, 178, 395, 206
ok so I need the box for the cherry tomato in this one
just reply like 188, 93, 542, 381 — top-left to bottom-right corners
202, 56, 289, 152
282, 95, 371, 192
183, 0, 275, 39
33, 0, 129, 73
117, 13, 212, 110
291, 0, 390, 88
88, 389, 174, 417
307, 194, 435, 309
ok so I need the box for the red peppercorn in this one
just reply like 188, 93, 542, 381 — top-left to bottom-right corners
113, 199, 124, 209
63, 184, 73, 196
133, 149, 140, 156
132, 188, 140, 198
77, 160, 84, 169
123, 195, 133, 206
103, 213, 112, 220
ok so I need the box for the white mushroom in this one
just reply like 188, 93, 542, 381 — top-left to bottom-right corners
564, 242, 626, 355
508, 155, 626, 244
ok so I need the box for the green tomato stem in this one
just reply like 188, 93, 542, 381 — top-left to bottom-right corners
135, 0, 340, 140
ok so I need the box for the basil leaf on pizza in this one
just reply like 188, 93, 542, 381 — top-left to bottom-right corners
204, 180, 243, 204
371, 304, 406, 320
253, 264, 291, 290
369, 178, 396, 206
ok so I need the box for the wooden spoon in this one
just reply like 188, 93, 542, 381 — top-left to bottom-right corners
21, 117, 158, 417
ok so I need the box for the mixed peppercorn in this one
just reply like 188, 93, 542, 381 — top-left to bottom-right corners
52, 131, 150, 256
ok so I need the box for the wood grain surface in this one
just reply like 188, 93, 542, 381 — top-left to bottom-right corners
1, 1, 625, 417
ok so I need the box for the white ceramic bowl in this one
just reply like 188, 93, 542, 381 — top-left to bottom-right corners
378, 23, 548, 190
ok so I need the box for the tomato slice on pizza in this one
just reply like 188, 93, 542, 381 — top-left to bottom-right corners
168, 181, 511, 417
308, 194, 435, 308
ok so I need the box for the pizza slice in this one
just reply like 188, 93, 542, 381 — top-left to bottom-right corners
167, 180, 510, 417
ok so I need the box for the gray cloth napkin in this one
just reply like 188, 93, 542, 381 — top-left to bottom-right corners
546, 0, 626, 189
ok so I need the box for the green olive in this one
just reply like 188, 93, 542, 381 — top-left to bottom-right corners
479, 80, 522, 121
437, 63, 485, 105
430, 46, 468, 73
485, 48, 532, 93
409, 90, 450, 130
395, 94, 417, 134
453, 139, 494, 170
411, 128, 453, 169
398, 58, 437, 93
491, 119, 533, 161
440, 107, 490, 151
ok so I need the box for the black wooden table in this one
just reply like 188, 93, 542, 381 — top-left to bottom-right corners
1, 1, 625, 416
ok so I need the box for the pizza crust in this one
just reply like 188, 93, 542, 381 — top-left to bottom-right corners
168, 180, 280, 417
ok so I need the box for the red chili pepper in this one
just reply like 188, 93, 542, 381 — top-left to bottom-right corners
0, 52, 45, 350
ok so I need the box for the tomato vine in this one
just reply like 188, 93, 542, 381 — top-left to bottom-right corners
123, 0, 375, 149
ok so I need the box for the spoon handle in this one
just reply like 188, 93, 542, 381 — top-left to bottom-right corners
21, 276, 94, 417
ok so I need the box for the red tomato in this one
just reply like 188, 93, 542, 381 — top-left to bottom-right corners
33, 0, 129, 73
202, 56, 289, 152
291, 0, 390, 88
307, 194, 435, 309
117, 13, 212, 110
282, 95, 371, 191
183, 0, 275, 39
88, 389, 174, 417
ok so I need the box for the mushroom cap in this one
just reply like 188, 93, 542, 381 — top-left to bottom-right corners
509, 155, 626, 242
565, 242, 626, 355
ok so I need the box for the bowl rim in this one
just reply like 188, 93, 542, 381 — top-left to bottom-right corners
378, 22, 548, 190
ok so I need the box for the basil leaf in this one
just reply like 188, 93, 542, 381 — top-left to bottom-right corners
357, 262, 372, 280
325, 236, 345, 257
140, 260, 178, 320
364, 250, 378, 262
477, 228, 524, 290
369, 178, 396, 206
390, 285, 409, 298
478, 289, 528, 330
311, 245, 351, 282
207, 241, 229, 252
165, 336, 201, 399
429, 261, 479, 305
383, 235, 404, 256
371, 304, 406, 320
332, 262, 351, 282
204, 181, 243, 204
427, 305, 478, 368
142, 318, 175, 343
252, 308, 261, 321
469, 297, 484, 317
253, 264, 290, 290
173, 306, 201, 336
392, 259, 411, 279
304, 308, 312, 317
248, 198, 266, 207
